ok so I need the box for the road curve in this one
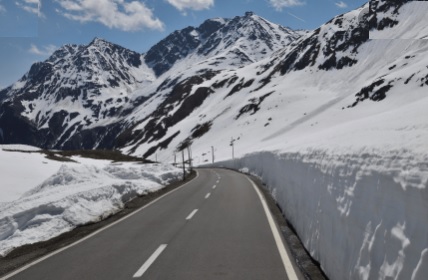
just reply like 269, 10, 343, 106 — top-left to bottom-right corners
2, 168, 296, 280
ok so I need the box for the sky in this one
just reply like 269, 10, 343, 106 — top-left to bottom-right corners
0, 0, 367, 89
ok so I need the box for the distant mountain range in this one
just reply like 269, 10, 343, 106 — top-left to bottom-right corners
0, 12, 302, 152
0, 0, 427, 162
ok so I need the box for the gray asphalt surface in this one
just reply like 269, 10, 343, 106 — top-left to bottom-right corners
4, 168, 289, 280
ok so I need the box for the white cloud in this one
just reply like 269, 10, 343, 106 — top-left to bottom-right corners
0, 0, 5, 13
15, 0, 44, 17
55, 0, 164, 31
269, 0, 305, 11
335, 1, 348, 8
29, 44, 57, 56
166, 0, 214, 12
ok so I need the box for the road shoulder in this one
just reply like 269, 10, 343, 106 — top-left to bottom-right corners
222, 168, 328, 280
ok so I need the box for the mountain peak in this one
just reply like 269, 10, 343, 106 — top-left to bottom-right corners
90, 37, 106, 43
145, 13, 302, 76
88, 37, 112, 48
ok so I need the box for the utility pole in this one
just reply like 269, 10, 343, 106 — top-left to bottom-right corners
182, 150, 186, 181
187, 145, 192, 171
174, 153, 176, 166
211, 146, 215, 163
230, 138, 235, 160
155, 153, 157, 162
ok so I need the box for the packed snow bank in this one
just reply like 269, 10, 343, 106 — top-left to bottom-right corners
216, 149, 428, 280
0, 161, 181, 257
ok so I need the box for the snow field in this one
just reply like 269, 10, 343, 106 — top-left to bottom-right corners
0, 147, 181, 257
0, 145, 64, 203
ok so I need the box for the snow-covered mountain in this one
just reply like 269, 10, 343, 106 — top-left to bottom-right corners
121, 2, 373, 159
0, 13, 301, 150
1, 2, 428, 279
0, 38, 156, 149
145, 12, 303, 76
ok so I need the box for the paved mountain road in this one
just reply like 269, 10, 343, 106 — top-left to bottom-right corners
2, 168, 298, 280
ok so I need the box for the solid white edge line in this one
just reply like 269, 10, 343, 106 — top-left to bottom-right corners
205, 193, 211, 199
186, 209, 198, 220
0, 171, 200, 280
133, 244, 167, 278
246, 176, 299, 280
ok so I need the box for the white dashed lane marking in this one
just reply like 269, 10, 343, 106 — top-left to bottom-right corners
186, 209, 198, 220
133, 244, 167, 278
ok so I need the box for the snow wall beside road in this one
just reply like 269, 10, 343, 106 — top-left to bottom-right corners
0, 162, 182, 257
216, 150, 428, 280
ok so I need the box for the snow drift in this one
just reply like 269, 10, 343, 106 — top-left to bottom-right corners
0, 161, 181, 257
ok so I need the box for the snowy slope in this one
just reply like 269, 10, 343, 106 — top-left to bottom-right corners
370, 0, 428, 39
0, 145, 181, 257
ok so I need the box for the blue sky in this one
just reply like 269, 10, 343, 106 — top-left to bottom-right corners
0, 0, 367, 88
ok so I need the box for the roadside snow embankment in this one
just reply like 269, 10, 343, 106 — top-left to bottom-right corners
217, 150, 428, 280
0, 162, 181, 257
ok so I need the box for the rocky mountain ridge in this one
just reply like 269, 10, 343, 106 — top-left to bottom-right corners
0, 13, 301, 149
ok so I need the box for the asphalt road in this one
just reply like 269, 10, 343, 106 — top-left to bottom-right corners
2, 168, 297, 280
